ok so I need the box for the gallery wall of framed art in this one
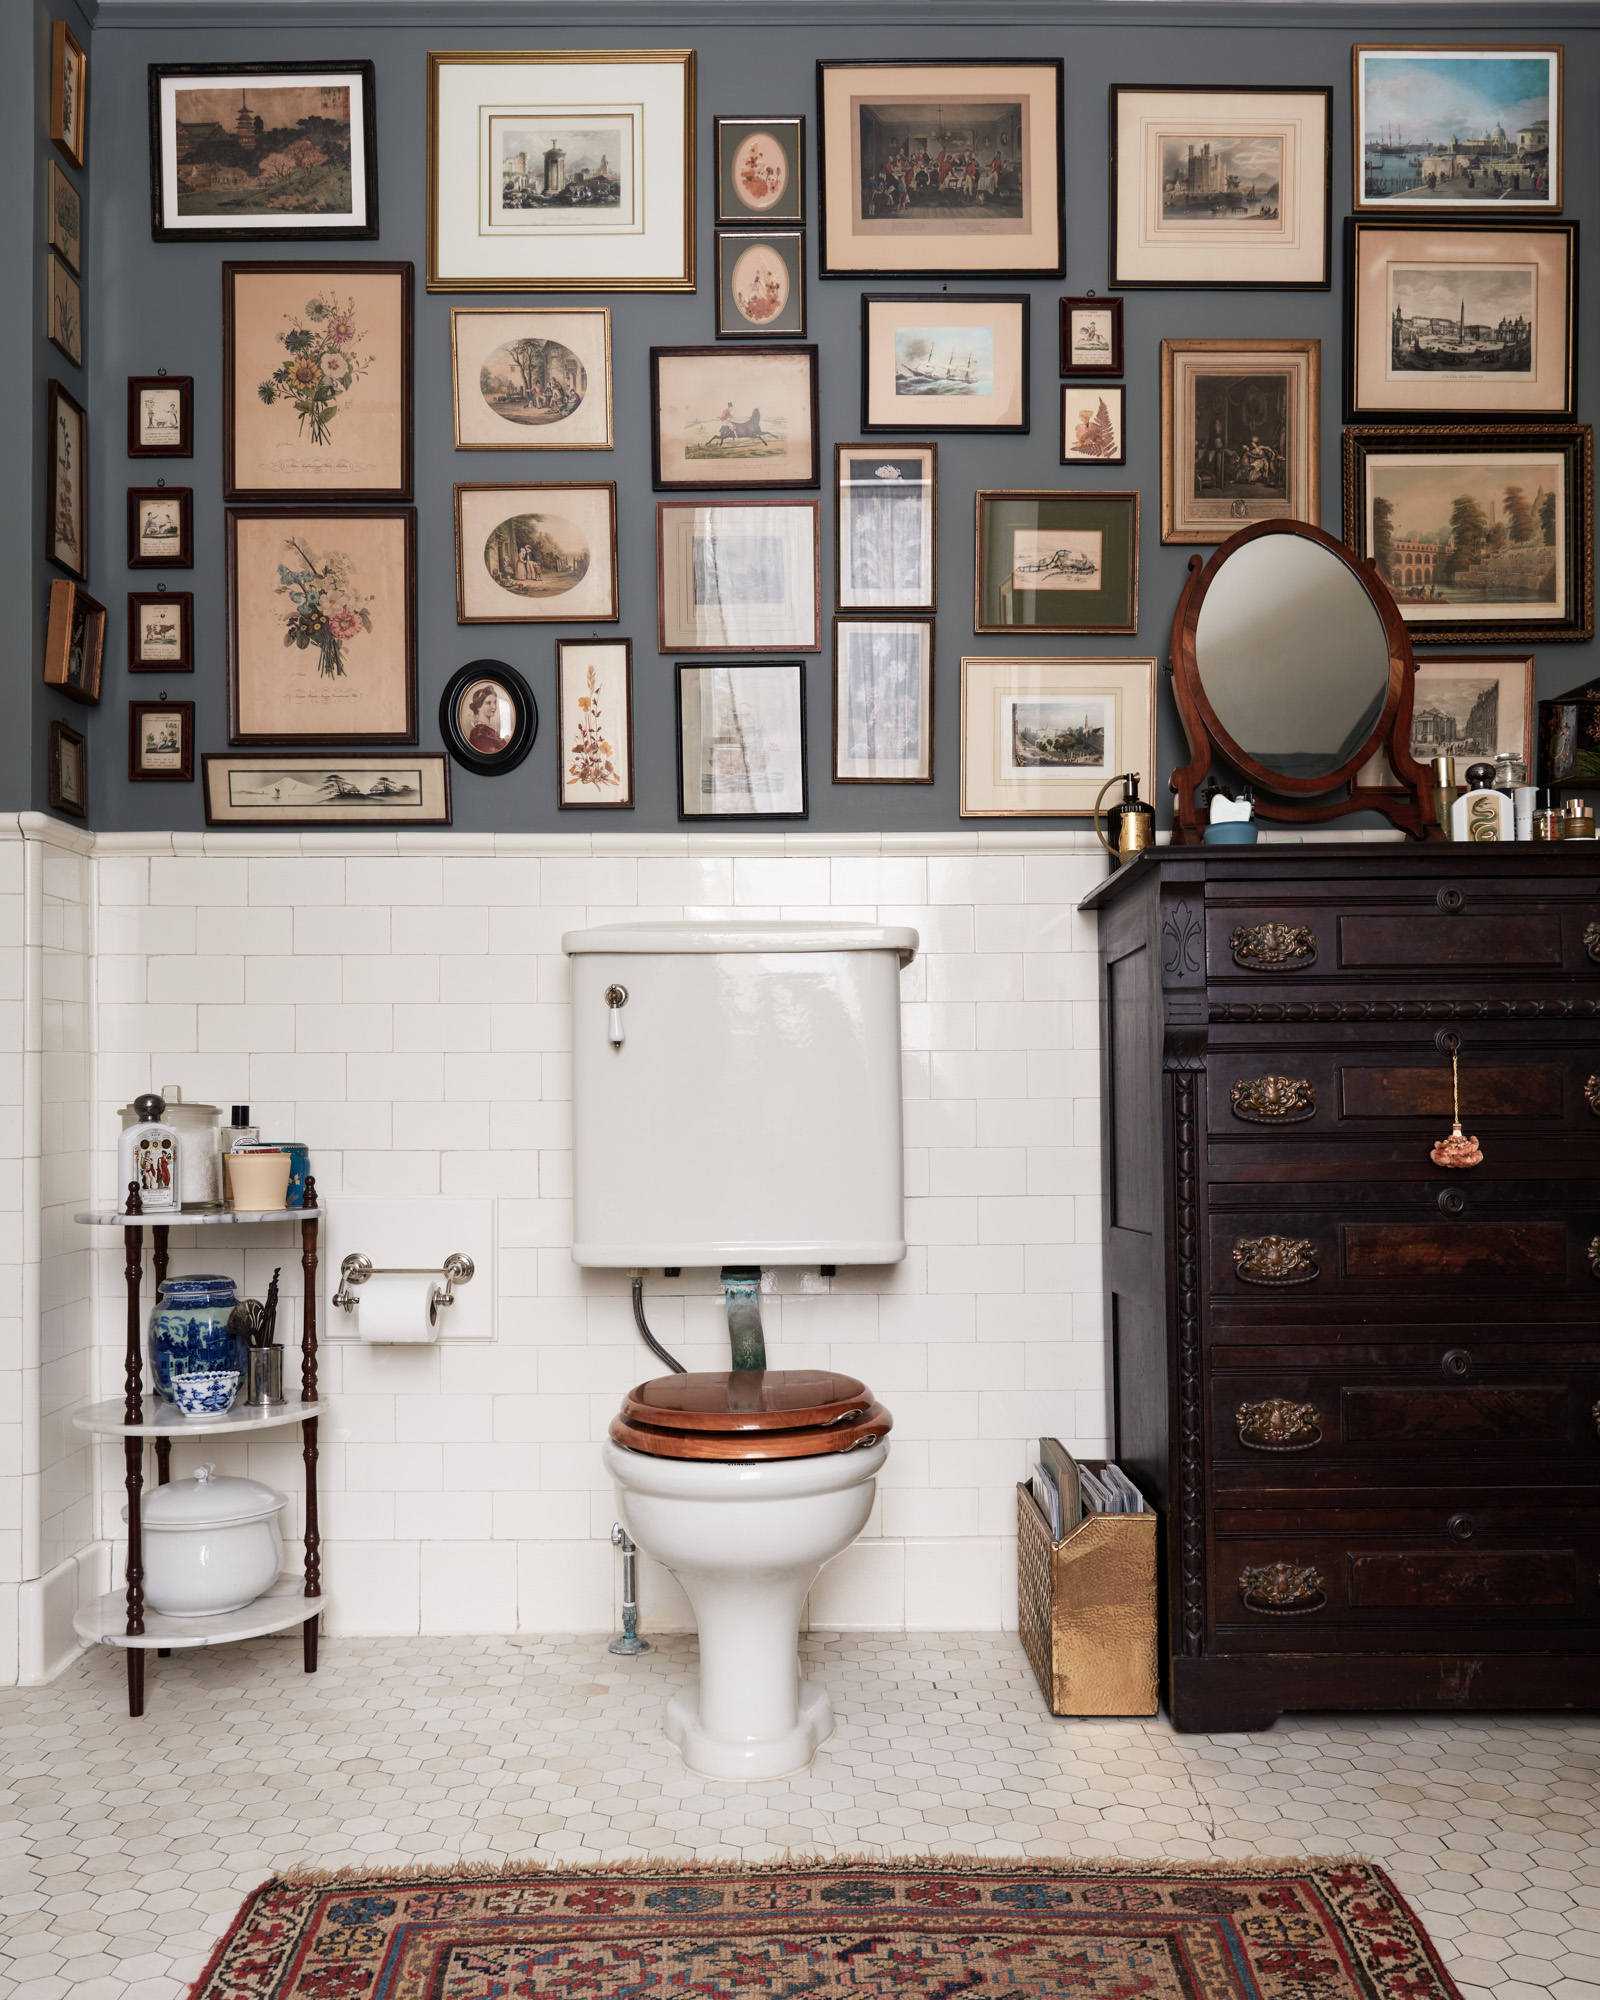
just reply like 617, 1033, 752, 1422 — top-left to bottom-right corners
20, 4, 1600, 834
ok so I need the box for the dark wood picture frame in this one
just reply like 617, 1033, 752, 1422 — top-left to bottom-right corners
128, 590, 194, 674
147, 59, 379, 243
974, 488, 1140, 634
48, 720, 86, 819
223, 261, 413, 502
1061, 385, 1126, 467
674, 659, 809, 820
715, 230, 807, 339
51, 21, 86, 170
557, 639, 635, 809
1168, 517, 1439, 843
1060, 296, 1123, 376
834, 441, 937, 612
46, 254, 81, 368
127, 487, 194, 570
650, 344, 820, 490
816, 58, 1066, 279
46, 379, 87, 581
860, 294, 1030, 436
128, 699, 195, 783
128, 375, 194, 458
715, 115, 805, 224
1342, 216, 1577, 423
48, 162, 82, 275
438, 659, 538, 776
1109, 83, 1334, 291
226, 504, 419, 745
831, 614, 935, 784
202, 751, 451, 827
44, 579, 105, 705
1342, 421, 1594, 643
656, 497, 822, 653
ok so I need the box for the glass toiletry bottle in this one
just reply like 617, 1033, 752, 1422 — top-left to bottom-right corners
1431, 755, 1458, 832
1492, 750, 1525, 797
1532, 788, 1563, 841
1562, 798, 1596, 840
116, 1092, 181, 1214
1450, 763, 1510, 842
1513, 786, 1537, 842
222, 1104, 260, 1207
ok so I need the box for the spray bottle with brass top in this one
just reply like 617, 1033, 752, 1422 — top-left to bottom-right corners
1093, 773, 1156, 869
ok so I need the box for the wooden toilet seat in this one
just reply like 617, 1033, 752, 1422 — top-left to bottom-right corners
611, 1369, 893, 1461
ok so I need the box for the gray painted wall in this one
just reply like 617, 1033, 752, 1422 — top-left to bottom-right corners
48, 5, 1600, 828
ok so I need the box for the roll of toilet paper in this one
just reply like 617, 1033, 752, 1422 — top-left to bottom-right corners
355, 1275, 440, 1343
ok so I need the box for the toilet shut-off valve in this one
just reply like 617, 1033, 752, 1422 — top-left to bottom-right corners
605, 984, 628, 1047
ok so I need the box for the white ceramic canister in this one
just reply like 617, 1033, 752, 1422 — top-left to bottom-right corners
128, 1462, 286, 1616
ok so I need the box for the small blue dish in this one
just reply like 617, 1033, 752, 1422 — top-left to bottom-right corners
1203, 821, 1259, 845
170, 1369, 240, 1417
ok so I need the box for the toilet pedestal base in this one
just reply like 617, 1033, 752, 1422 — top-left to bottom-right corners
666, 1676, 832, 1781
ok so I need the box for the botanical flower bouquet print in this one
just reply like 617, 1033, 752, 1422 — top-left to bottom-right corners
259, 291, 372, 447
225, 263, 412, 500
275, 536, 374, 678
568, 664, 620, 790
558, 640, 633, 806
228, 506, 415, 745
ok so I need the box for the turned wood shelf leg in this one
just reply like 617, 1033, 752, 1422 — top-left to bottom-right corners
122, 1190, 146, 1717
301, 1189, 321, 1673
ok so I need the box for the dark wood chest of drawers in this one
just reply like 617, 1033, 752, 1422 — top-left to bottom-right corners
1083, 846, 1600, 1731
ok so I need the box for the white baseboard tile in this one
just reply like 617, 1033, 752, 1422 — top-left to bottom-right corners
517, 1538, 616, 1634
904, 1537, 1015, 1630
17, 1541, 109, 1684
808, 1537, 906, 1631
323, 1542, 420, 1636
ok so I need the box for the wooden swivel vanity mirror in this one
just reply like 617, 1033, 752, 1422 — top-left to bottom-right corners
1168, 518, 1443, 843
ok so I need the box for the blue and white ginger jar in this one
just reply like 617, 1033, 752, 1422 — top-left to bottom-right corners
148, 1274, 241, 1402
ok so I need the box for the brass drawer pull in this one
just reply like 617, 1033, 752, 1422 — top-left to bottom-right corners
1236, 1399, 1322, 1451
1240, 1563, 1327, 1616
1231, 922, 1317, 971
1441, 1348, 1471, 1379
1586, 1076, 1600, 1117
1231, 1075, 1317, 1124
1585, 921, 1600, 963
1233, 1235, 1319, 1286
1447, 1513, 1475, 1543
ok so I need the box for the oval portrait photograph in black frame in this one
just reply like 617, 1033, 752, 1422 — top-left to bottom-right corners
440, 660, 538, 775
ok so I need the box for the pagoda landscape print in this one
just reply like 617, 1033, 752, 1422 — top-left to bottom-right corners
172, 82, 354, 217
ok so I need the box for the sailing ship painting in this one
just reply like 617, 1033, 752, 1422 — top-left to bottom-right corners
893, 326, 995, 396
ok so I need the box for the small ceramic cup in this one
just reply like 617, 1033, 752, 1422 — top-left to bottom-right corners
170, 1370, 241, 1418
227, 1149, 293, 1210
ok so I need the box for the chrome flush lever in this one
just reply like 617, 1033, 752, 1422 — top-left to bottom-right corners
605, 983, 628, 1047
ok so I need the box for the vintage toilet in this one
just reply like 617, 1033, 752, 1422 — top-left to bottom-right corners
565, 920, 916, 1780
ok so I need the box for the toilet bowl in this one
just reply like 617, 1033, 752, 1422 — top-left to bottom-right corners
605, 1368, 890, 1780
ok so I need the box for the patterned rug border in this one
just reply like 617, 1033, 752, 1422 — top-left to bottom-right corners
192, 1852, 1464, 2000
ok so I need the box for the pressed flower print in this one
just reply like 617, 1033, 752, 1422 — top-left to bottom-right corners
558, 639, 632, 806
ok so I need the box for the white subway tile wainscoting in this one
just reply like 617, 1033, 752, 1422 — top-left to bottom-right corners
1, 816, 1112, 1671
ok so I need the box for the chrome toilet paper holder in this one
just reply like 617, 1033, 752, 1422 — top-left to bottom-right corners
333, 1251, 476, 1321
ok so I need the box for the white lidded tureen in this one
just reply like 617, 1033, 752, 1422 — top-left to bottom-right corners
127, 1462, 286, 1617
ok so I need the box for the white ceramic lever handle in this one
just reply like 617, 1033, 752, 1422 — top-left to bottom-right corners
604, 983, 628, 1047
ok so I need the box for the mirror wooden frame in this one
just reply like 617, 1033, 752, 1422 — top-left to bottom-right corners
1169, 518, 1443, 844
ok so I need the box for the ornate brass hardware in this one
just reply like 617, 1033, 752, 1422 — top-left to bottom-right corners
1230, 922, 1317, 970
1236, 1399, 1322, 1452
1585, 921, 1600, 963
1231, 1074, 1317, 1124
1240, 1563, 1327, 1616
1233, 1235, 1319, 1286
1440, 1348, 1471, 1379
1586, 1076, 1600, 1117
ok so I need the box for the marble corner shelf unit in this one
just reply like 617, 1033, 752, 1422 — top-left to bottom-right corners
72, 1188, 329, 1716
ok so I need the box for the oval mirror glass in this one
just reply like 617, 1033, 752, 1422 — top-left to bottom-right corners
1193, 535, 1392, 782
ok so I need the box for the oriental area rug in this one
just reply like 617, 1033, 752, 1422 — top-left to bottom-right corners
188, 1856, 1465, 1998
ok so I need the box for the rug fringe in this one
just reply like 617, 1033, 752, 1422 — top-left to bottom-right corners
269, 1849, 1368, 1889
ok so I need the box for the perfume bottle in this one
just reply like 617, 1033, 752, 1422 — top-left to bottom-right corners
1450, 763, 1511, 843
116, 1092, 181, 1213
222, 1104, 260, 1207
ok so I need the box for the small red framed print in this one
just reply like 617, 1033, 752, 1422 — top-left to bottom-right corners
129, 700, 195, 782
128, 376, 194, 457
128, 590, 193, 673
128, 486, 193, 568
1060, 296, 1123, 376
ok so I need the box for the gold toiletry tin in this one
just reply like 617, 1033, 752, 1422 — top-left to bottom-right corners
1016, 1473, 1158, 1717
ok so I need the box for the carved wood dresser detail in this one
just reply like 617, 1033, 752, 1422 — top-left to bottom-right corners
1083, 847, 1600, 1732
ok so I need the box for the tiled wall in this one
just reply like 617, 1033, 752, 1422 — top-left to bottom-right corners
82, 829, 1107, 1641
0, 816, 95, 1684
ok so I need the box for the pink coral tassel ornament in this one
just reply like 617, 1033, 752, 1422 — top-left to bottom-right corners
1430, 1048, 1482, 1169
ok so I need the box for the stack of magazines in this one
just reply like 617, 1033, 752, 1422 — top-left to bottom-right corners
1028, 1436, 1147, 1537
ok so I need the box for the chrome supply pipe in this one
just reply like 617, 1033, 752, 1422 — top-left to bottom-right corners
608, 1522, 649, 1655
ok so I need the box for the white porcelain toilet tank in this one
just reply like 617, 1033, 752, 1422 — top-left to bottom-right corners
562, 921, 918, 1268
